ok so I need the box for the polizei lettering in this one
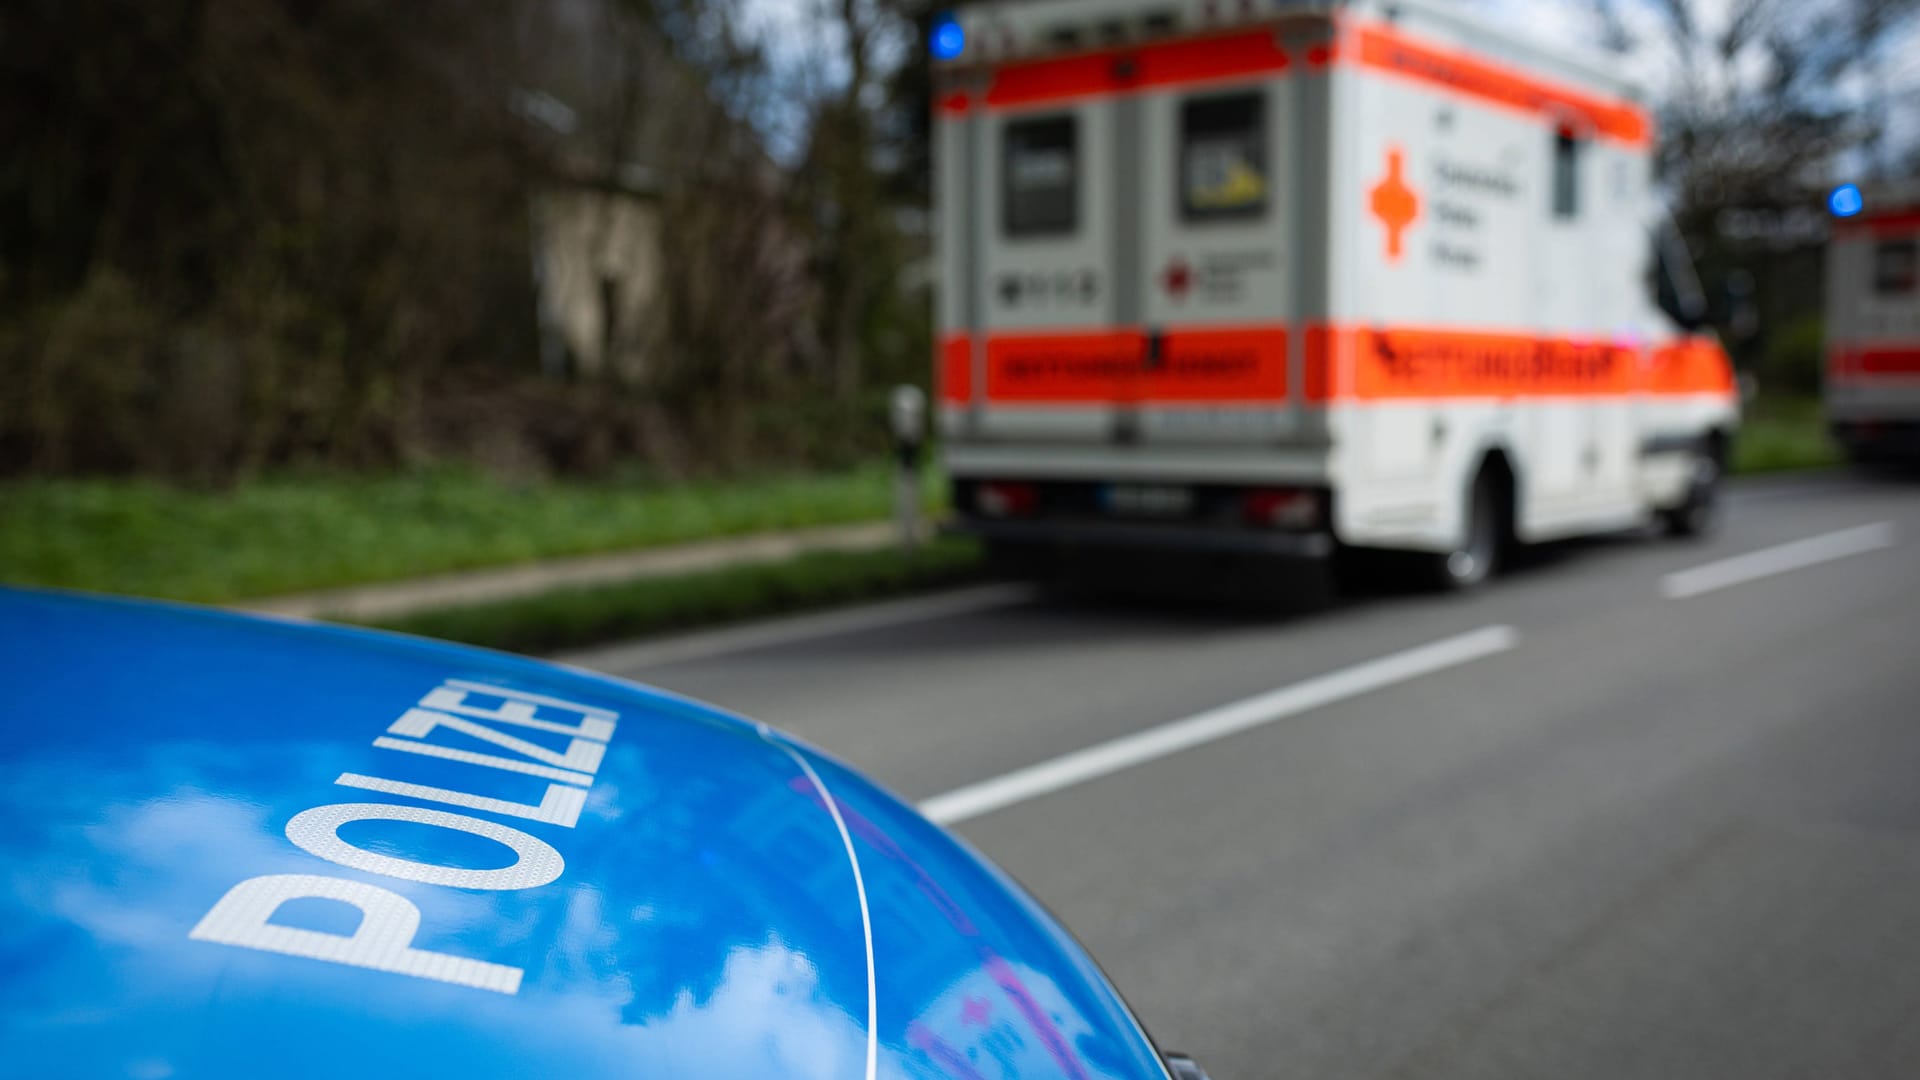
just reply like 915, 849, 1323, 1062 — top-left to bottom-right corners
188, 679, 618, 994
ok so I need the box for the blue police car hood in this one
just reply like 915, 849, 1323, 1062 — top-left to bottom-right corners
0, 589, 1168, 1080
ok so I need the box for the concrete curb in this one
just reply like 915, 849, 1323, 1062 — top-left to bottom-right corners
238, 520, 916, 621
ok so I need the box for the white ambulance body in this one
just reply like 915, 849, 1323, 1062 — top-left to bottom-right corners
1826, 182, 1920, 463
933, 0, 1737, 585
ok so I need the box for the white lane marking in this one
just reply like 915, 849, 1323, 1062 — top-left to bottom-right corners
556, 583, 1038, 670
769, 734, 878, 1080
1727, 477, 1864, 504
919, 624, 1519, 827
1661, 522, 1897, 599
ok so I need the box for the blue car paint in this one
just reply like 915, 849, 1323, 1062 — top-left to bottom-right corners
0, 588, 1170, 1080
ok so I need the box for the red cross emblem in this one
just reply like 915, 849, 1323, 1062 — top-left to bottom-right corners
1160, 256, 1193, 300
1368, 146, 1420, 263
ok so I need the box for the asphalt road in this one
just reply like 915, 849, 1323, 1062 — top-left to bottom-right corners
572, 470, 1920, 1079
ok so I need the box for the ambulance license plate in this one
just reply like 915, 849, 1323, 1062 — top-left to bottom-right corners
1102, 484, 1194, 518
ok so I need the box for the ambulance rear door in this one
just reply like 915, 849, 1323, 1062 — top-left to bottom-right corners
967, 30, 1296, 448
1132, 29, 1297, 445
973, 72, 1124, 443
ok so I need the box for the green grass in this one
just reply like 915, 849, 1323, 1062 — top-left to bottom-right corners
362, 536, 986, 656
0, 463, 944, 603
0, 394, 1838, 621
1734, 396, 1842, 475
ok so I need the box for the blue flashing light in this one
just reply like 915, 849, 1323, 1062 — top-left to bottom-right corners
1829, 183, 1865, 218
931, 16, 965, 61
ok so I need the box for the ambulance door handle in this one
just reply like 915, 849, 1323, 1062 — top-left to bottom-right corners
1145, 327, 1165, 370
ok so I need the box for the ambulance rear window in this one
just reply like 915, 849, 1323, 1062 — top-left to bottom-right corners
1004, 116, 1078, 237
1181, 92, 1267, 221
1874, 239, 1917, 295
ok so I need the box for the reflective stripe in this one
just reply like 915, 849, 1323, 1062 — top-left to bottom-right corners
958, 323, 1731, 404
957, 19, 1649, 151
1350, 20, 1652, 148
1305, 324, 1731, 400
976, 324, 1289, 404
939, 334, 973, 404
1832, 208, 1920, 238
1859, 348, 1920, 376
983, 29, 1291, 110
1827, 345, 1920, 378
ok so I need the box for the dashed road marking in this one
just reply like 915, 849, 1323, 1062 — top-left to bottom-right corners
920, 624, 1519, 826
1662, 523, 1896, 600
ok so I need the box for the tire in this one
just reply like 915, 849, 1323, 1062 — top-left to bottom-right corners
1659, 447, 1721, 539
1429, 472, 1499, 591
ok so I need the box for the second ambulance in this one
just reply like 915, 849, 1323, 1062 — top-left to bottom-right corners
1826, 181, 1920, 464
933, 0, 1737, 587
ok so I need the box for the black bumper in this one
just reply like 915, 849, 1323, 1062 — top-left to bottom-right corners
1833, 419, 1920, 462
950, 517, 1335, 557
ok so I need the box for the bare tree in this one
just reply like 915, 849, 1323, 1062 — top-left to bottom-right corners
1586, 0, 1920, 210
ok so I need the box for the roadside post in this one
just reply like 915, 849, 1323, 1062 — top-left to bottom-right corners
890, 384, 926, 549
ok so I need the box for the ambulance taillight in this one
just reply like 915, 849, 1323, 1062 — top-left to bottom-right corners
1243, 489, 1322, 531
977, 481, 1041, 518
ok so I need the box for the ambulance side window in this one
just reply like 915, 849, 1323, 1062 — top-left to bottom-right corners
1874, 239, 1917, 295
1181, 92, 1268, 221
1651, 222, 1708, 331
1003, 116, 1078, 237
1552, 130, 1581, 219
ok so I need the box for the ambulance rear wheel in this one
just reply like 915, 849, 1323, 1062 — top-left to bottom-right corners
1430, 474, 1499, 591
1660, 445, 1722, 539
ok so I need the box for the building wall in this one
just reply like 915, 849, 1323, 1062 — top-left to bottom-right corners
531, 186, 663, 381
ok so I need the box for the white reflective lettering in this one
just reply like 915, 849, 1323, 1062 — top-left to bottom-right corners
286, 803, 565, 890
371, 735, 594, 785
388, 708, 605, 775
421, 681, 616, 742
189, 874, 523, 994
335, 772, 587, 828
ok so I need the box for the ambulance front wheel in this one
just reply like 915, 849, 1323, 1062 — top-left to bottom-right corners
1430, 470, 1503, 591
1659, 440, 1724, 539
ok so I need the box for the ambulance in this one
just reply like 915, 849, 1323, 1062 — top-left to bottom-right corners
931, 0, 1738, 588
1826, 181, 1920, 463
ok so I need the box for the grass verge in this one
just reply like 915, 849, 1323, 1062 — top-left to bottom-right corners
0, 462, 943, 603
0, 394, 1836, 637
360, 536, 987, 656
1734, 396, 1841, 475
